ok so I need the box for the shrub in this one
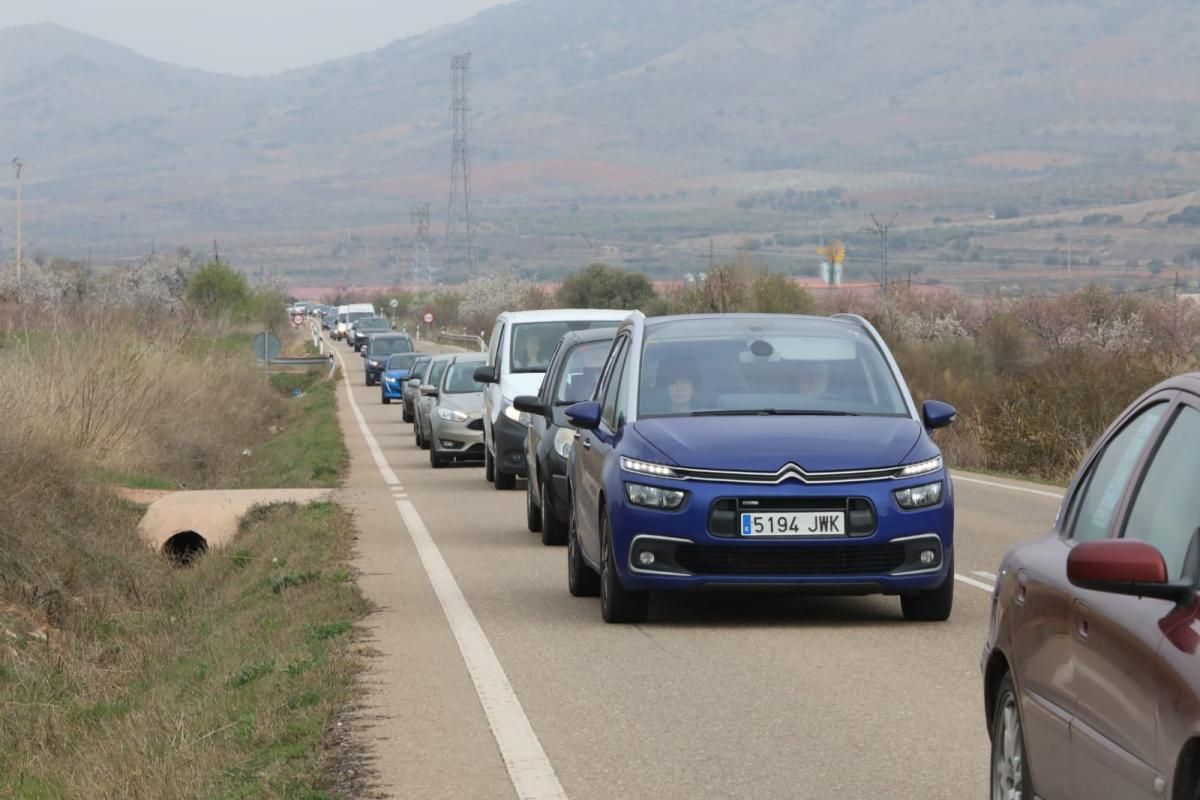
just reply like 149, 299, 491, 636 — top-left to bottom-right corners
557, 263, 658, 310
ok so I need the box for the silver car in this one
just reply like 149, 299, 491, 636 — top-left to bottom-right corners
415, 354, 456, 450
425, 354, 487, 468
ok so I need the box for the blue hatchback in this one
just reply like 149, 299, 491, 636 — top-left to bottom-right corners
380, 352, 426, 405
565, 313, 957, 623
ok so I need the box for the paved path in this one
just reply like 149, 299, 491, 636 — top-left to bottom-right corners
331, 336, 1062, 799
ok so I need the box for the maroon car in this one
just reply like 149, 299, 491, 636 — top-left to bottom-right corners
982, 373, 1200, 800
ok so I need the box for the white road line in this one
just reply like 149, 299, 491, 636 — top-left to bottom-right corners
973, 570, 997, 581
955, 573, 995, 593
334, 344, 568, 800
951, 472, 1064, 500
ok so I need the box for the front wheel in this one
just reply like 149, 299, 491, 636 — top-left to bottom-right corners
901, 559, 954, 621
540, 478, 567, 546
990, 672, 1033, 800
430, 444, 445, 469
484, 444, 495, 483
600, 513, 648, 624
494, 460, 516, 490
567, 500, 600, 598
382, 394, 391, 405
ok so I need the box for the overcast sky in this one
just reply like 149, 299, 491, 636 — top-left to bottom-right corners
0, 0, 510, 76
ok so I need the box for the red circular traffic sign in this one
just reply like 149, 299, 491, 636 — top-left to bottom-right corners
422, 312, 435, 325
291, 313, 305, 328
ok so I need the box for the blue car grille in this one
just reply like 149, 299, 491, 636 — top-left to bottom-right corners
674, 462, 901, 485
674, 542, 906, 576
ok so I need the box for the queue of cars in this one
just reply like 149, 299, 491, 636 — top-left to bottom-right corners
349, 306, 1200, 800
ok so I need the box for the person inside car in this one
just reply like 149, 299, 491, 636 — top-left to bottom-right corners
646, 357, 703, 415
515, 334, 545, 371
793, 360, 831, 399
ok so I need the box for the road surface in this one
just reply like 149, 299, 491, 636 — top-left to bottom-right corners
331, 338, 1062, 799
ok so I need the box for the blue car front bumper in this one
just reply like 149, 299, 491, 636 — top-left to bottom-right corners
380, 373, 408, 399
608, 472, 954, 593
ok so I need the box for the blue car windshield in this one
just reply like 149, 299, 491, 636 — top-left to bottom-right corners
510, 320, 620, 373
637, 317, 909, 419
386, 353, 421, 370
443, 362, 486, 394
554, 341, 610, 404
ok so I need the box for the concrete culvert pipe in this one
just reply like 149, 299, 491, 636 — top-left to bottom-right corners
163, 531, 208, 565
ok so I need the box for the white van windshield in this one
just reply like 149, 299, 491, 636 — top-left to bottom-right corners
510, 321, 620, 374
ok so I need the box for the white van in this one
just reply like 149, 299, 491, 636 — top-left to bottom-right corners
475, 309, 631, 490
334, 303, 377, 340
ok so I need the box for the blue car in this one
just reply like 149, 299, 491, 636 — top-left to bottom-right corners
380, 352, 427, 405
565, 313, 957, 623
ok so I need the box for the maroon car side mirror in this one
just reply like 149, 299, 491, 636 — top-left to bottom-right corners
1067, 539, 1195, 604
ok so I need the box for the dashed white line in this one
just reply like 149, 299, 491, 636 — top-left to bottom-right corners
333, 343, 568, 800
955, 573, 996, 593
951, 472, 1064, 500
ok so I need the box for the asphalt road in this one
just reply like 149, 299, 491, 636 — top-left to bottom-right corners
330, 336, 1064, 800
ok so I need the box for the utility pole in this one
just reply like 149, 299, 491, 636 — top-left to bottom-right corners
1067, 233, 1072, 275
865, 213, 897, 293
12, 158, 23, 282
444, 52, 475, 276
213, 239, 221, 264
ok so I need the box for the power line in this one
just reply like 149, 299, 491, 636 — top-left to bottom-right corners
864, 213, 898, 293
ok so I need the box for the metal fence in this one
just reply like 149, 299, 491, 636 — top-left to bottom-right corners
436, 332, 487, 352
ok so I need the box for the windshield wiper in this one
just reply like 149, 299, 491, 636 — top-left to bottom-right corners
689, 409, 858, 417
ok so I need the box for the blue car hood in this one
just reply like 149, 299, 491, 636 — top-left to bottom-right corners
382, 369, 410, 379
632, 416, 923, 472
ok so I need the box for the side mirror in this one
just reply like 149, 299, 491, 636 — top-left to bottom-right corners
565, 400, 602, 430
360, 351, 367, 358
473, 365, 499, 384
1067, 539, 1195, 604
922, 400, 956, 430
407, 377, 421, 387
420, 384, 439, 397
512, 395, 545, 416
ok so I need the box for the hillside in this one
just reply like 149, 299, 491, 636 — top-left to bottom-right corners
1, 0, 1198, 278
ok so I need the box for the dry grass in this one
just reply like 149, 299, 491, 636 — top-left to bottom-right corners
0, 308, 363, 798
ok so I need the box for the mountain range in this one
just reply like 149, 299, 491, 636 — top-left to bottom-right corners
1, 0, 1198, 277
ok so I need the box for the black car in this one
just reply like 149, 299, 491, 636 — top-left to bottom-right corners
512, 328, 616, 545
349, 317, 392, 351
403, 355, 433, 423
362, 333, 415, 386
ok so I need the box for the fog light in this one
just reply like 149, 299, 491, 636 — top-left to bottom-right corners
920, 550, 936, 565
637, 551, 656, 566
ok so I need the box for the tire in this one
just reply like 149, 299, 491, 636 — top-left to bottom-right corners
430, 444, 444, 469
526, 476, 542, 533
366, 375, 374, 387
901, 558, 955, 621
484, 445, 495, 482
567, 499, 600, 597
990, 672, 1033, 800
419, 423, 430, 450
540, 478, 567, 546
600, 513, 648, 624
402, 405, 412, 423
495, 466, 516, 490
382, 394, 391, 405
414, 425, 423, 449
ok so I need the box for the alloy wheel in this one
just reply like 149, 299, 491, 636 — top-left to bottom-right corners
993, 692, 1025, 800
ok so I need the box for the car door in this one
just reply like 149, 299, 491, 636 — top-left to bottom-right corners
1071, 399, 1200, 800
484, 320, 505, 453
1012, 401, 1169, 800
576, 336, 629, 563
528, 342, 563, 502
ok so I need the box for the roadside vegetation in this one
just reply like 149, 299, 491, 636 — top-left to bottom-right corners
341, 261, 1200, 484
1, 261, 359, 797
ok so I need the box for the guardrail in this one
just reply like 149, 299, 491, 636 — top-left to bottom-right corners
436, 332, 487, 352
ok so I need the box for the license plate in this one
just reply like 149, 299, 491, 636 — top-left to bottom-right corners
740, 511, 846, 537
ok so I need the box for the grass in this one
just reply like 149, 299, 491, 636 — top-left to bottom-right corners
0, 501, 368, 799
89, 468, 178, 490
238, 381, 346, 489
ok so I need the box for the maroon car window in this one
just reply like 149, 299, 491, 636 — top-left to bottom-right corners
1123, 405, 1200, 578
1069, 403, 1166, 542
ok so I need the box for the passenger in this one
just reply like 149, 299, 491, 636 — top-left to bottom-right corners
515, 334, 544, 370
794, 360, 831, 398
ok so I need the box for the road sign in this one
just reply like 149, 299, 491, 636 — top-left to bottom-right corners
291, 313, 305, 328
389, 298, 399, 309
423, 312, 435, 325
252, 332, 283, 361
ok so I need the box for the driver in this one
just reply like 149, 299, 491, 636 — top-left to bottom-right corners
655, 357, 702, 414
516, 334, 544, 370
794, 360, 830, 398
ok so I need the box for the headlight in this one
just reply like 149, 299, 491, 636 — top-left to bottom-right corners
368, 360, 380, 367
384, 376, 397, 383
899, 455, 943, 478
438, 408, 468, 422
620, 456, 679, 479
625, 482, 686, 510
553, 427, 575, 459
894, 481, 944, 509
503, 404, 530, 426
